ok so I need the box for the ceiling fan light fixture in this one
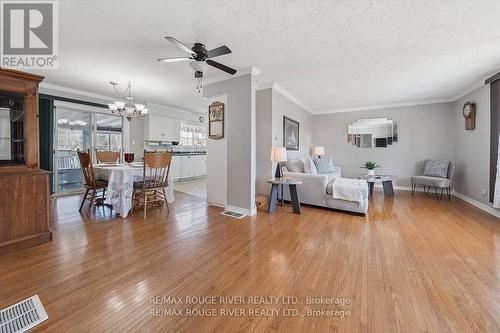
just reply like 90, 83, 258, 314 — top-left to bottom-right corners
189, 61, 208, 73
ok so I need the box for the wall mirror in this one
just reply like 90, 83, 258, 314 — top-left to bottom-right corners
347, 117, 398, 148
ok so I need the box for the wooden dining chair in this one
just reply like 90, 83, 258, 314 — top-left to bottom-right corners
132, 151, 172, 218
77, 149, 108, 215
95, 150, 120, 164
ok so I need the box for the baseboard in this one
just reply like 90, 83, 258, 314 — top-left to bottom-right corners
225, 204, 257, 217
453, 192, 500, 219
208, 202, 225, 209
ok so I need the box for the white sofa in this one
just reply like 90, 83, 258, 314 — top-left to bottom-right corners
281, 159, 368, 215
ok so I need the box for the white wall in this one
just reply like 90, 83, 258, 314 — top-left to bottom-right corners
313, 103, 455, 188
453, 85, 491, 204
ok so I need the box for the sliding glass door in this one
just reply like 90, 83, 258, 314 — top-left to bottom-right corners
55, 109, 92, 193
54, 108, 123, 194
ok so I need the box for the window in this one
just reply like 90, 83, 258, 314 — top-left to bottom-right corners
180, 123, 206, 147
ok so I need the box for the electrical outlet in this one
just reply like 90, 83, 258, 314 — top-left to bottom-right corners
481, 188, 488, 196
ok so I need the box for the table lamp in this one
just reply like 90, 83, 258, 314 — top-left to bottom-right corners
270, 147, 287, 179
314, 146, 325, 158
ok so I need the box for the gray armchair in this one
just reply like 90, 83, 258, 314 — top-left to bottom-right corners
411, 160, 454, 200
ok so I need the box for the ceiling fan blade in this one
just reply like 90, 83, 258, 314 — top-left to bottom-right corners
206, 59, 237, 75
157, 57, 192, 63
207, 45, 232, 58
164, 37, 194, 55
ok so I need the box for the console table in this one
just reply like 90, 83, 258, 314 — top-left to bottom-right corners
267, 178, 303, 214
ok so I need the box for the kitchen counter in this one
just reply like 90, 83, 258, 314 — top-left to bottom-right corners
172, 151, 206, 156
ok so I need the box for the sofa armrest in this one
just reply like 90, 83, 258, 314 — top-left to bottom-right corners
282, 171, 329, 206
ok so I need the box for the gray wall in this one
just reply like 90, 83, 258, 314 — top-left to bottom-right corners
255, 87, 314, 195
204, 74, 256, 212
256, 88, 273, 196
272, 90, 314, 160
313, 103, 455, 187
453, 85, 491, 204
128, 119, 144, 159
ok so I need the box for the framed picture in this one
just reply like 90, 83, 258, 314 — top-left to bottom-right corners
209, 101, 224, 139
283, 116, 299, 150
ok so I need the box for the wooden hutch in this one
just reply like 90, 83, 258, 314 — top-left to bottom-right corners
0, 68, 51, 255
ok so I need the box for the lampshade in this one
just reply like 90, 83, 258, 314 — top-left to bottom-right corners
314, 146, 325, 156
270, 147, 287, 162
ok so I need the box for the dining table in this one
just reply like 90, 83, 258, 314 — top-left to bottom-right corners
93, 163, 174, 218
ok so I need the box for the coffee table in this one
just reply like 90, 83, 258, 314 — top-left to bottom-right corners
267, 178, 303, 214
358, 175, 397, 197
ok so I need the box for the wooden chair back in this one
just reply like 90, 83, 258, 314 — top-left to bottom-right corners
142, 151, 172, 190
77, 149, 97, 188
95, 150, 120, 164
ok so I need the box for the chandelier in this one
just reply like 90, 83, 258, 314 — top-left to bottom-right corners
107, 81, 149, 121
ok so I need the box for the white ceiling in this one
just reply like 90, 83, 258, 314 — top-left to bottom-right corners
30, 0, 500, 114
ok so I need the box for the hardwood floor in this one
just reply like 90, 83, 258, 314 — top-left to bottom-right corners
1, 190, 499, 332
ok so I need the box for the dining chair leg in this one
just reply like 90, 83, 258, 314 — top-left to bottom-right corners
87, 189, 96, 216
80, 188, 89, 212
162, 188, 169, 213
143, 192, 148, 219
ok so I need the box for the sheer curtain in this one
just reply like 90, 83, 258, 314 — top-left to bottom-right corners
494, 134, 500, 208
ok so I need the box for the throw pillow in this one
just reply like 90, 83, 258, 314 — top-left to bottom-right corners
303, 158, 311, 174
309, 158, 318, 174
313, 157, 334, 174
423, 160, 450, 178
286, 159, 304, 173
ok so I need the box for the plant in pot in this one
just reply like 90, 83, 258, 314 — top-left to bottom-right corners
361, 161, 380, 176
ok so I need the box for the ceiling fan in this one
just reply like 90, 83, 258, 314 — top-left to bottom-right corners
157, 37, 237, 92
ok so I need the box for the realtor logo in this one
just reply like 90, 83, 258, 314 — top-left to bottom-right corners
1, 1, 58, 69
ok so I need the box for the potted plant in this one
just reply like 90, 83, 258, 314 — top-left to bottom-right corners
361, 161, 380, 176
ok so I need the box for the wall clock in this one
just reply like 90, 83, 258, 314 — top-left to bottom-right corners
462, 101, 476, 130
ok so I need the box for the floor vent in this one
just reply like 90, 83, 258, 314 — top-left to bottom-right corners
221, 211, 246, 219
0, 295, 48, 333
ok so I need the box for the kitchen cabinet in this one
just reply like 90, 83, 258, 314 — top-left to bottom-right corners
170, 154, 206, 181
144, 114, 180, 142
170, 156, 182, 180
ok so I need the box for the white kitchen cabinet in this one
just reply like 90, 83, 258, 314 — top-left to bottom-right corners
144, 115, 180, 142
170, 156, 182, 181
175, 154, 207, 180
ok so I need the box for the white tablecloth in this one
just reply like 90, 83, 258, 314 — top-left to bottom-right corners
94, 165, 174, 218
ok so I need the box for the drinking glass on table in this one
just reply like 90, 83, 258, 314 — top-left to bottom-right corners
124, 152, 135, 164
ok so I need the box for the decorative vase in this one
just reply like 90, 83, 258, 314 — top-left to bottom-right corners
367, 169, 375, 176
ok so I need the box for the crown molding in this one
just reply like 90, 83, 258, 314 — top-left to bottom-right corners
313, 98, 454, 115
256, 82, 312, 113
40, 82, 117, 102
204, 66, 261, 85
451, 64, 500, 101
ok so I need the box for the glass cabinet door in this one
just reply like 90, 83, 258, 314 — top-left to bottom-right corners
0, 92, 25, 166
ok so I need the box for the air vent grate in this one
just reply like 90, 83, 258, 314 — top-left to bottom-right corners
221, 211, 246, 219
0, 295, 48, 333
